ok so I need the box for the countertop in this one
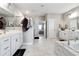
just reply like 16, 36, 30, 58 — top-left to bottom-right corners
0, 30, 22, 39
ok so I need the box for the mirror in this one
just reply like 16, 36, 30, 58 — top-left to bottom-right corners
68, 17, 78, 31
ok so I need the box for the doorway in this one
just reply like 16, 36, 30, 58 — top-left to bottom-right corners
34, 20, 47, 39
38, 23, 44, 38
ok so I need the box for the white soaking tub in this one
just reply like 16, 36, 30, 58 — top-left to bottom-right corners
55, 40, 79, 56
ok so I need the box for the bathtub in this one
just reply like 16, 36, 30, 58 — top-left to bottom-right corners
62, 40, 79, 53
55, 40, 79, 56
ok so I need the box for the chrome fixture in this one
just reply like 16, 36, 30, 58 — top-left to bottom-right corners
68, 39, 70, 45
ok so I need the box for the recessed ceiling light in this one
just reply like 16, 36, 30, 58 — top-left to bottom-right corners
26, 10, 30, 14
41, 5, 44, 7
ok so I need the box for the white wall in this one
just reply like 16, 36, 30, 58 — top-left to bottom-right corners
46, 14, 63, 39
23, 28, 34, 45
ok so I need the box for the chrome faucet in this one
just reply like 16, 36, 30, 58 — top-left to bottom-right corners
3, 29, 6, 34
68, 39, 70, 45
75, 37, 78, 42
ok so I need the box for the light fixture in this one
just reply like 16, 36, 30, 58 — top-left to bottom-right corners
41, 5, 44, 7
69, 12, 77, 18
0, 3, 8, 7
26, 10, 30, 14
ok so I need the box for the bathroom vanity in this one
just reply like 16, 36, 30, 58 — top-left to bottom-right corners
58, 29, 79, 40
56, 29, 79, 56
0, 30, 23, 56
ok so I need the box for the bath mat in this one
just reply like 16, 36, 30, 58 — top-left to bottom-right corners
34, 37, 39, 39
13, 49, 26, 56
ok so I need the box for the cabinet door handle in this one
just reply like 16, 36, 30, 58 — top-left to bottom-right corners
4, 47, 9, 50
4, 39, 9, 42
16, 39, 18, 42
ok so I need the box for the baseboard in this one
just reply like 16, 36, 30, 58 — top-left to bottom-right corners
23, 42, 33, 45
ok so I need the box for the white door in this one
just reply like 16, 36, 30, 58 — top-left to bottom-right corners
47, 18, 56, 39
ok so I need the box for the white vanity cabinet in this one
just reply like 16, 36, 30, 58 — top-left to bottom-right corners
14, 32, 23, 50
10, 34, 18, 55
10, 32, 23, 56
0, 37, 10, 56
59, 31, 65, 39
59, 30, 77, 40
59, 30, 69, 40
69, 31, 76, 39
0, 31, 23, 56
18, 32, 23, 47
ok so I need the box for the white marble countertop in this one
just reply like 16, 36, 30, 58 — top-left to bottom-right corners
0, 30, 22, 39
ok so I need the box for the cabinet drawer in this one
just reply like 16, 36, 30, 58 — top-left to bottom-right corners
1, 46, 10, 55
3, 51, 10, 56
1, 38, 10, 47
1, 42, 10, 55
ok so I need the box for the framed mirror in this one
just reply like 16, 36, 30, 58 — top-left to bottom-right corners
68, 17, 78, 30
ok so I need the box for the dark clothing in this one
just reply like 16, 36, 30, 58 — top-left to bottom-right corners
0, 17, 6, 29
21, 18, 28, 32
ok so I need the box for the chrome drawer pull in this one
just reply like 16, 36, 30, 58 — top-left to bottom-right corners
4, 47, 9, 50
16, 39, 18, 42
4, 39, 9, 42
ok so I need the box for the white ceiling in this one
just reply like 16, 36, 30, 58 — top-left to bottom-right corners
14, 3, 79, 16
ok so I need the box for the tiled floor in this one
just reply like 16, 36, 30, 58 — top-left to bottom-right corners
21, 38, 57, 56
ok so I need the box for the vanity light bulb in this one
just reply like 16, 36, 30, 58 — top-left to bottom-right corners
26, 11, 30, 14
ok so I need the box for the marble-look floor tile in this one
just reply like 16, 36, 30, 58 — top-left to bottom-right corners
22, 38, 57, 56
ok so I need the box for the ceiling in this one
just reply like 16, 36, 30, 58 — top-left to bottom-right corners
14, 3, 79, 16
